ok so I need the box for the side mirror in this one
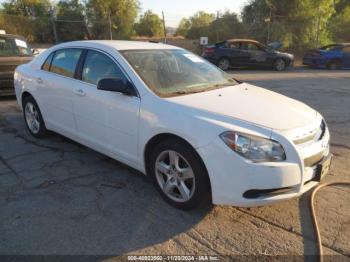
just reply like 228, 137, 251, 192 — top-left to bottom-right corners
97, 78, 136, 96
31, 49, 39, 55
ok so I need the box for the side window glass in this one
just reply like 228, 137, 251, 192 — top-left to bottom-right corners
50, 48, 82, 78
42, 52, 54, 71
229, 42, 239, 49
82, 50, 127, 86
242, 43, 259, 51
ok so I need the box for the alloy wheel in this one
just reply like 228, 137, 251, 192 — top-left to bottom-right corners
275, 59, 286, 71
25, 102, 40, 134
155, 150, 195, 203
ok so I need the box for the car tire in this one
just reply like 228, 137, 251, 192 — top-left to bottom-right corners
327, 60, 341, 70
149, 138, 211, 210
273, 58, 286, 71
23, 96, 48, 138
218, 57, 230, 71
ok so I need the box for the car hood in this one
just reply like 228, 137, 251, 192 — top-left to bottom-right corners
268, 41, 282, 50
166, 83, 317, 131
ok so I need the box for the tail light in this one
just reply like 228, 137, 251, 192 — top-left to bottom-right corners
203, 47, 215, 56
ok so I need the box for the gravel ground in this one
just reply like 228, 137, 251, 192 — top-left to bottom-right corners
0, 67, 349, 260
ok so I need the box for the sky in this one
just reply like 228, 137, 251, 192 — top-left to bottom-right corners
140, 0, 248, 27
0, 0, 248, 28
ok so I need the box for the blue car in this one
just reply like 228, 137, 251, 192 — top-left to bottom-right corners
303, 43, 350, 69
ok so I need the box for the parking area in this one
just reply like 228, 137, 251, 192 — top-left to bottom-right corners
0, 68, 349, 258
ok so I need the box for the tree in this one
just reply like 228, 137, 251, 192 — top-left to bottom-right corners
328, 0, 350, 42
175, 18, 191, 37
0, 0, 54, 42
187, 11, 215, 39
85, 0, 139, 40
56, 0, 89, 41
241, 0, 336, 51
175, 11, 214, 39
134, 10, 163, 37
208, 11, 243, 42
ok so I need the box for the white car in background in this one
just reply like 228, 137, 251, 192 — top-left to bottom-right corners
14, 41, 331, 209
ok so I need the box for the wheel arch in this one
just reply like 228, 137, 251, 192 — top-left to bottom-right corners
144, 133, 194, 172
21, 91, 33, 109
272, 56, 289, 70
144, 133, 210, 178
143, 132, 213, 201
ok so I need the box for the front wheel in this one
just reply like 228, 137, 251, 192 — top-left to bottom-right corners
23, 96, 48, 138
327, 60, 341, 70
273, 58, 286, 71
149, 138, 211, 210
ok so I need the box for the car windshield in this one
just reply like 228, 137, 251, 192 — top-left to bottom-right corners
0, 36, 32, 57
121, 49, 238, 97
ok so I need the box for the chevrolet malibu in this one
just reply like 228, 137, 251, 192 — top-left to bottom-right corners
14, 41, 331, 209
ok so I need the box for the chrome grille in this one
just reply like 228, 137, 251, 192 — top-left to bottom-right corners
293, 120, 326, 145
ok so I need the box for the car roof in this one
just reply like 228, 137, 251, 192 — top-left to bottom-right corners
0, 33, 26, 40
54, 40, 182, 51
227, 39, 260, 44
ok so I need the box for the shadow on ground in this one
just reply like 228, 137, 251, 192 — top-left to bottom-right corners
0, 104, 210, 254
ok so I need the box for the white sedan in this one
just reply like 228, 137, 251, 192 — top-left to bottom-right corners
14, 41, 331, 209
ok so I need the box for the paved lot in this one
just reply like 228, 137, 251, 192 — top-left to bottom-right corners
0, 68, 349, 259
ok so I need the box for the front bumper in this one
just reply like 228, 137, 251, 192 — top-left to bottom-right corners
197, 121, 331, 207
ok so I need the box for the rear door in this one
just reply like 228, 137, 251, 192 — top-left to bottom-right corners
38, 48, 83, 137
72, 49, 140, 164
342, 46, 350, 68
225, 41, 249, 66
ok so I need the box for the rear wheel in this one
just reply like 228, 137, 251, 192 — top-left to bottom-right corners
218, 57, 230, 71
327, 60, 341, 70
149, 138, 211, 210
273, 58, 286, 71
23, 96, 48, 138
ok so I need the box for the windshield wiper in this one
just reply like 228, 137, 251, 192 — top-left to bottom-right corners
172, 90, 203, 95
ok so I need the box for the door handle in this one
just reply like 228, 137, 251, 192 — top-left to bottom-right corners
74, 89, 86, 97
36, 77, 43, 84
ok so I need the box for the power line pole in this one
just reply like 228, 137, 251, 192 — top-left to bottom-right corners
216, 11, 219, 42
108, 11, 112, 40
267, 10, 271, 44
50, 9, 58, 43
315, 6, 321, 47
162, 11, 167, 43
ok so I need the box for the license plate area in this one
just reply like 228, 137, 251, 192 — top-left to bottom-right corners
313, 154, 332, 182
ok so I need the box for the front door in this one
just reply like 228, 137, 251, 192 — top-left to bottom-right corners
240, 42, 268, 67
72, 49, 140, 164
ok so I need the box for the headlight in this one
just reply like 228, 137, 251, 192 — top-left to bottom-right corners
219, 131, 286, 162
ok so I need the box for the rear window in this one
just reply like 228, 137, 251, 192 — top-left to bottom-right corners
42, 52, 54, 71
50, 49, 82, 78
0, 36, 32, 57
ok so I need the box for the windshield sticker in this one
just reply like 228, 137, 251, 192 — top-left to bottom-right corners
15, 39, 27, 48
183, 54, 205, 63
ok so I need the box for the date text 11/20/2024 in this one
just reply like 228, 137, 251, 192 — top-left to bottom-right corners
127, 255, 220, 261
